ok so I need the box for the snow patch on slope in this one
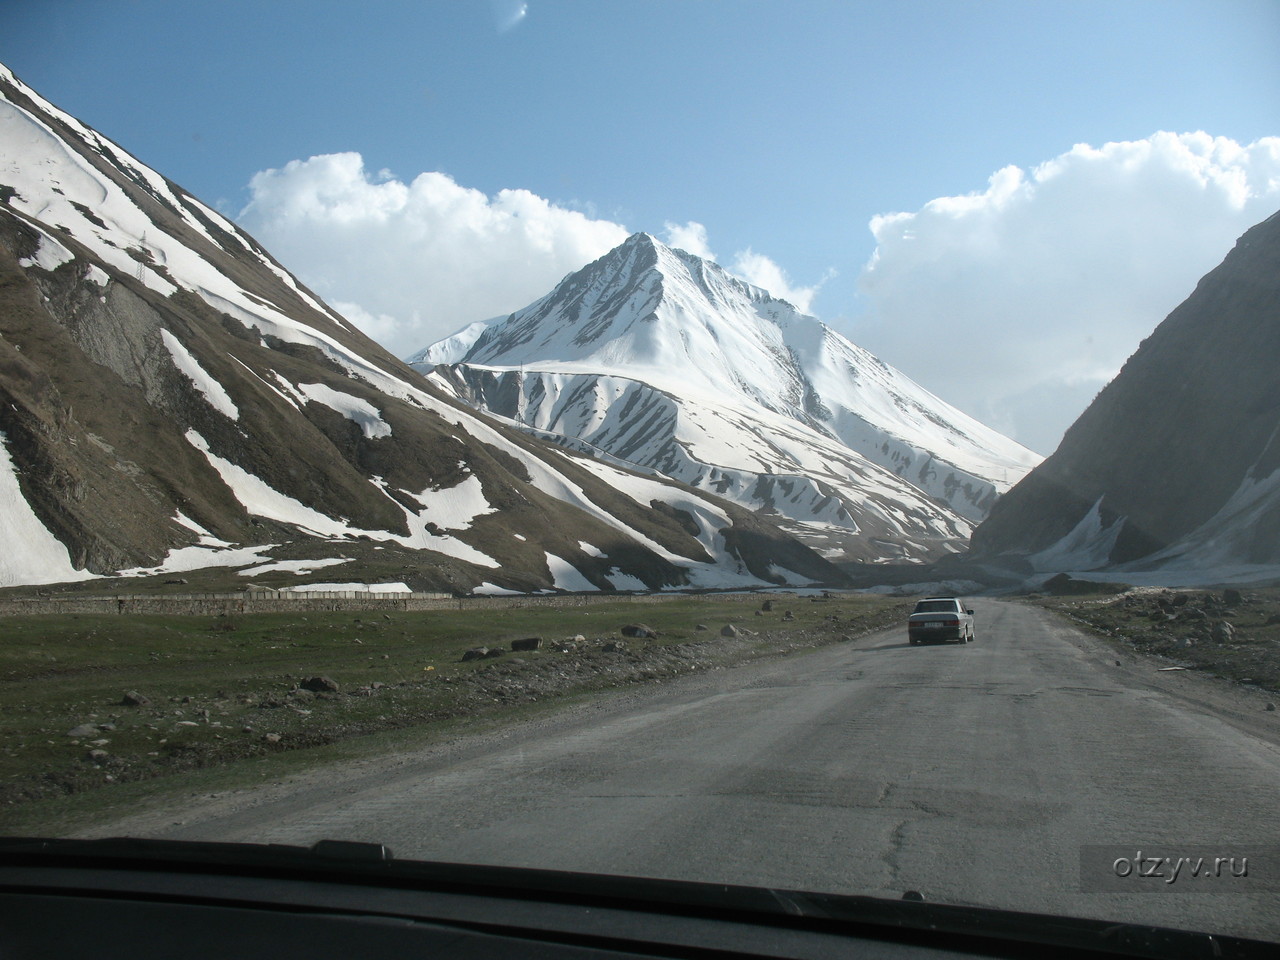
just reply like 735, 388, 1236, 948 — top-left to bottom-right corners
1027, 497, 1125, 572
294, 382, 391, 438
474, 582, 524, 596
605, 570, 649, 590
402, 474, 495, 531
239, 557, 353, 576
184, 429, 500, 569
1134, 465, 1280, 573
186, 429, 347, 536
545, 553, 598, 591
17, 224, 74, 272
120, 542, 279, 577
279, 581, 412, 594
161, 330, 239, 420
0, 432, 95, 586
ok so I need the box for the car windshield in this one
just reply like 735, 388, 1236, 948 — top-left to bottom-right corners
3, 0, 1279, 950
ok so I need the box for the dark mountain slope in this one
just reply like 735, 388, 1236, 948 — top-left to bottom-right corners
969, 210, 1280, 573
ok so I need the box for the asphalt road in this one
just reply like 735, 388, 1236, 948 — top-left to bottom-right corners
152, 599, 1280, 941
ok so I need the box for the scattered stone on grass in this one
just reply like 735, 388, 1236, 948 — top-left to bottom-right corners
300, 676, 341, 694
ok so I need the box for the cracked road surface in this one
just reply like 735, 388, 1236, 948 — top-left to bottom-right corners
149, 599, 1280, 941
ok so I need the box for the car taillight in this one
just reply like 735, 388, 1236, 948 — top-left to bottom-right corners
942, 619, 959, 626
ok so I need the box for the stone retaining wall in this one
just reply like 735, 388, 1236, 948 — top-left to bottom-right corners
0, 590, 697, 618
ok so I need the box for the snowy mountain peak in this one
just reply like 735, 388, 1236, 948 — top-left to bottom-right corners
457, 232, 812, 410
627, 231, 790, 314
621, 230, 661, 251
417, 233, 1041, 561
436, 234, 1036, 477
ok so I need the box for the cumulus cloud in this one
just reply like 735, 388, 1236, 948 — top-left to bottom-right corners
237, 152, 630, 357
328, 301, 410, 350
662, 220, 824, 312
729, 249, 827, 315
238, 158, 827, 361
663, 220, 716, 260
853, 132, 1280, 455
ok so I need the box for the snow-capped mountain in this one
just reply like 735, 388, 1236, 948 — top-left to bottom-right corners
414, 233, 1040, 562
0, 62, 844, 592
969, 209, 1280, 585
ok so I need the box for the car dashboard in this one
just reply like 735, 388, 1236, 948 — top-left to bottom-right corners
0, 838, 1272, 959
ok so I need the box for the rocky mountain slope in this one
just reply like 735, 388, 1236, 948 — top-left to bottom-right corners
0, 62, 843, 592
968, 209, 1280, 582
414, 233, 1040, 562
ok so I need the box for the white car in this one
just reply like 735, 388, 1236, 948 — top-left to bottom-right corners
907, 597, 975, 644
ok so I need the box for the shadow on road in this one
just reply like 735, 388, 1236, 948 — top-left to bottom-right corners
865, 640, 969, 651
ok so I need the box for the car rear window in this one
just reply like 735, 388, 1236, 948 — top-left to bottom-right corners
914, 600, 960, 613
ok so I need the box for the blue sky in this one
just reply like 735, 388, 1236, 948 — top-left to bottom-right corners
5, 0, 1279, 453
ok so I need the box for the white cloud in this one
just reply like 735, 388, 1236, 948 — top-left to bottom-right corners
729, 248, 826, 314
663, 220, 716, 260
329, 300, 409, 349
238, 162, 828, 358
237, 152, 629, 357
662, 221, 825, 311
853, 132, 1280, 455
